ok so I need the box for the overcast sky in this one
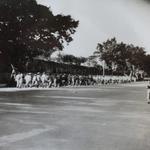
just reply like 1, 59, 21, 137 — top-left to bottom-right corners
37, 0, 150, 57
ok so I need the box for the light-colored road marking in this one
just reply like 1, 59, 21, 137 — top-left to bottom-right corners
0, 109, 51, 114
0, 102, 31, 107
0, 127, 54, 147
33, 95, 95, 100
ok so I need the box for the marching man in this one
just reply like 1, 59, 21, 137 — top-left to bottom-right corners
15, 72, 23, 88
24, 73, 32, 88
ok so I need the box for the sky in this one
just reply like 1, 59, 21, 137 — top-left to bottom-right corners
37, 0, 150, 57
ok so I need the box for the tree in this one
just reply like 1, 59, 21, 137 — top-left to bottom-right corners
125, 45, 145, 79
0, 0, 79, 70
87, 55, 99, 67
143, 55, 150, 76
95, 38, 118, 69
126, 45, 146, 69
60, 54, 75, 64
94, 37, 146, 77
74, 57, 87, 66
94, 38, 122, 73
60, 54, 87, 66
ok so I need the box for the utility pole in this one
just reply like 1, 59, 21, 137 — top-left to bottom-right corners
102, 60, 105, 77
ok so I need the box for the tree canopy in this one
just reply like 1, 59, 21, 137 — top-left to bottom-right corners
94, 38, 146, 77
0, 0, 79, 68
59, 54, 87, 66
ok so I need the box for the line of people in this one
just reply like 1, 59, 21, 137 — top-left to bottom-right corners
12, 72, 96, 88
11, 72, 134, 88
93, 75, 135, 85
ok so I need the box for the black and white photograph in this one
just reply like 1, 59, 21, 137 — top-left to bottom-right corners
0, 0, 150, 149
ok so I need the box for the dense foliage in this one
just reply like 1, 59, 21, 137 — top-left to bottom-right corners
94, 38, 149, 77
0, 0, 79, 68
59, 54, 87, 66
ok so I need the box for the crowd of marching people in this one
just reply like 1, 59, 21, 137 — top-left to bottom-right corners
11, 71, 135, 88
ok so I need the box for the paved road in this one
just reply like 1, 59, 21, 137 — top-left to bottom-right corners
0, 82, 149, 150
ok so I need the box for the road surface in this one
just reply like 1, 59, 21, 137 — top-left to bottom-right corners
0, 82, 149, 150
